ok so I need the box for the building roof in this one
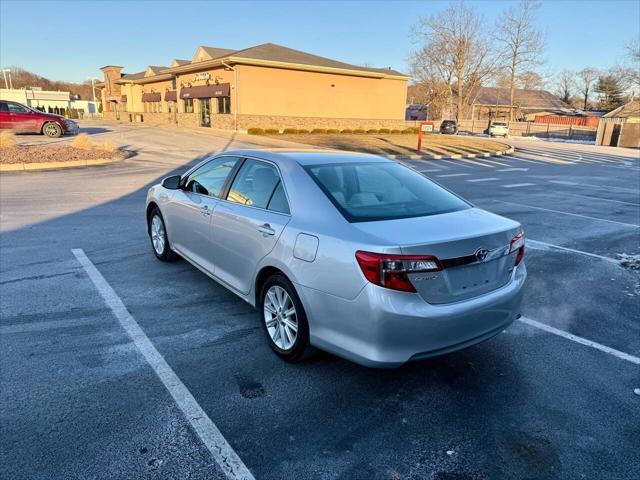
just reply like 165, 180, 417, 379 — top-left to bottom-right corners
200, 46, 237, 59
473, 87, 570, 110
119, 71, 146, 81
603, 100, 640, 118
228, 43, 406, 76
171, 59, 190, 66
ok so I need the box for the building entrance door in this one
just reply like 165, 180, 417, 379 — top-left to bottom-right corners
199, 98, 211, 127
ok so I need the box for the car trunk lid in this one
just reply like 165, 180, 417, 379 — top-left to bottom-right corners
354, 208, 522, 304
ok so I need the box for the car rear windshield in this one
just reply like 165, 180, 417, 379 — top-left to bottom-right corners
306, 162, 470, 222
493, 122, 508, 126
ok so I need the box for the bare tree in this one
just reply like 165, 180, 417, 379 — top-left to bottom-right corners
555, 70, 575, 104
411, 1, 496, 121
517, 70, 543, 90
576, 68, 598, 110
495, 0, 545, 120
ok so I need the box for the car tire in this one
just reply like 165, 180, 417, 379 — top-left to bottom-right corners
42, 122, 62, 138
148, 207, 178, 262
259, 273, 315, 362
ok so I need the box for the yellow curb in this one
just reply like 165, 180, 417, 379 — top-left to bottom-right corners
0, 156, 122, 173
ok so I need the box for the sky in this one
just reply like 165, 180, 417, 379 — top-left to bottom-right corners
1, 0, 638, 84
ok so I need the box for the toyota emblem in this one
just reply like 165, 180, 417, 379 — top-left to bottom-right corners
475, 248, 489, 262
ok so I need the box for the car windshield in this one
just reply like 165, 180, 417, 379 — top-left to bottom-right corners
493, 122, 507, 126
306, 162, 470, 222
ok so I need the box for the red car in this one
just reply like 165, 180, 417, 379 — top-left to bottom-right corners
0, 100, 78, 137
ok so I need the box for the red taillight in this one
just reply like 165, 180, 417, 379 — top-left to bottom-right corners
509, 230, 525, 266
355, 251, 442, 293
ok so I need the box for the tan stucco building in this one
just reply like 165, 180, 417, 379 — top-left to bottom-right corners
97, 43, 409, 131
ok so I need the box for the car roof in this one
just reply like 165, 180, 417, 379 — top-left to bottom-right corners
220, 148, 393, 166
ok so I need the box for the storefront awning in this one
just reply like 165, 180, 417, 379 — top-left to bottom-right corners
180, 83, 230, 99
121, 95, 127, 102
142, 92, 161, 102
164, 91, 177, 102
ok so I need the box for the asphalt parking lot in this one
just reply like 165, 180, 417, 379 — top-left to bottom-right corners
1, 123, 639, 480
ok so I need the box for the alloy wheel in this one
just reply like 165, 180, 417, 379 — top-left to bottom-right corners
263, 285, 298, 350
151, 215, 165, 255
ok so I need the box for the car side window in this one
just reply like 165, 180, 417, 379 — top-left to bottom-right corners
184, 156, 239, 198
226, 159, 281, 210
267, 181, 290, 214
7, 103, 28, 113
0, 102, 8, 112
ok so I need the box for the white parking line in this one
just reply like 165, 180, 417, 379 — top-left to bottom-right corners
467, 177, 499, 182
498, 167, 529, 172
549, 180, 579, 186
491, 200, 640, 228
526, 239, 619, 264
72, 249, 255, 480
437, 173, 470, 177
518, 317, 640, 365
502, 183, 536, 188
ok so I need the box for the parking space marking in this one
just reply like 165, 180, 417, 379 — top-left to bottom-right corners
549, 180, 579, 186
527, 239, 619, 264
519, 317, 640, 365
71, 249, 255, 480
502, 183, 536, 188
467, 177, 500, 182
498, 167, 529, 172
491, 200, 640, 228
437, 173, 470, 177
557, 192, 640, 207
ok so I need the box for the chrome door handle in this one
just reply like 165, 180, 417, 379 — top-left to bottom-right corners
258, 223, 275, 236
202, 205, 211, 217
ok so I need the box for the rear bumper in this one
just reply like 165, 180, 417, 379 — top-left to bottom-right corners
297, 263, 526, 367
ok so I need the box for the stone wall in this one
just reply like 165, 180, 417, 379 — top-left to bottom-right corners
103, 110, 409, 132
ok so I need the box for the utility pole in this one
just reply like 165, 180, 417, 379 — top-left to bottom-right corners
86, 77, 99, 104
1, 68, 11, 89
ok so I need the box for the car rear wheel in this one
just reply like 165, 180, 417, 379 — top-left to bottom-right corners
42, 122, 62, 138
148, 208, 178, 262
260, 273, 314, 362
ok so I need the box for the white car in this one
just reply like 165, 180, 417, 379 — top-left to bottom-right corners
489, 122, 509, 137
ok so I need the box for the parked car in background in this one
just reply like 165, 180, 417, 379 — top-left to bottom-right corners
489, 121, 509, 137
146, 149, 527, 367
0, 101, 78, 137
440, 120, 458, 134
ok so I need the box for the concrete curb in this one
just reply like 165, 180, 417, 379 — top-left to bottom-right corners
0, 157, 123, 173
387, 145, 514, 161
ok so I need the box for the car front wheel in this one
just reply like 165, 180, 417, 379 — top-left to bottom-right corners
42, 122, 62, 138
148, 208, 178, 262
260, 273, 314, 362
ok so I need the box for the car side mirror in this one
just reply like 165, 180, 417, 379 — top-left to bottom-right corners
162, 175, 181, 190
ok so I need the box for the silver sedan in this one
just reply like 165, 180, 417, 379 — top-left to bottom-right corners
146, 149, 526, 367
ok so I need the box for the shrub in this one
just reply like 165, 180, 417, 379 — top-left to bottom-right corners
247, 128, 265, 135
311, 128, 327, 134
366, 129, 379, 134
390, 129, 401, 134
326, 129, 340, 134
73, 133, 93, 150
340, 129, 353, 134
97, 140, 117, 152
402, 127, 418, 134
264, 128, 279, 134
0, 130, 17, 148
378, 128, 390, 134
297, 129, 310, 134
282, 128, 298, 134
353, 129, 365, 134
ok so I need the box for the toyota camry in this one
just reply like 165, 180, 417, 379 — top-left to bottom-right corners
146, 149, 526, 367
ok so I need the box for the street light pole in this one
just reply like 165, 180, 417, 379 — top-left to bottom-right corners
1, 69, 10, 89
86, 77, 99, 104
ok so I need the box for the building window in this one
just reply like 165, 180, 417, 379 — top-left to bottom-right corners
158, 102, 162, 113
216, 96, 231, 114
168, 101, 174, 113
184, 98, 194, 113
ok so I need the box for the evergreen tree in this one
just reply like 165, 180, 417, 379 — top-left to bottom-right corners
596, 75, 624, 110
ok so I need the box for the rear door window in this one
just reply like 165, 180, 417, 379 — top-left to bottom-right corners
226, 159, 282, 209
307, 162, 470, 222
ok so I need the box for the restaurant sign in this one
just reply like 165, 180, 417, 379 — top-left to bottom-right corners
194, 72, 210, 81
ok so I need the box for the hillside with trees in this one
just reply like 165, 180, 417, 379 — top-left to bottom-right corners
1, 67, 96, 100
